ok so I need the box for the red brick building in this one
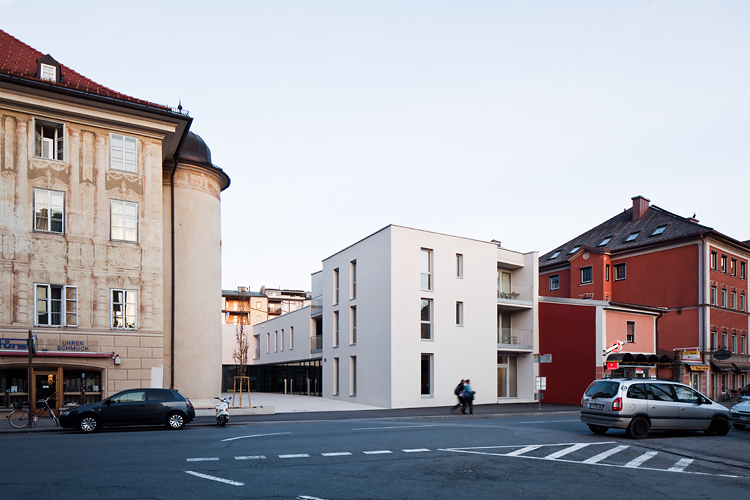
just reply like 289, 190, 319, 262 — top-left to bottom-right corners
539, 196, 749, 403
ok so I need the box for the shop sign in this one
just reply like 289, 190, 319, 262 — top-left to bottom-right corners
56, 340, 90, 352
606, 362, 618, 370
680, 350, 701, 361
689, 365, 709, 372
0, 338, 28, 350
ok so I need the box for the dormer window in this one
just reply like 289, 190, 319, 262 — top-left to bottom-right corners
651, 224, 669, 236
597, 236, 612, 247
568, 245, 581, 255
549, 250, 562, 259
40, 64, 56, 81
624, 231, 640, 242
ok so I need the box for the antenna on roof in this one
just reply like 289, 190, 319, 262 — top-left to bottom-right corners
177, 99, 183, 113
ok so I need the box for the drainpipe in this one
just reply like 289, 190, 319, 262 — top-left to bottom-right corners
170, 162, 177, 389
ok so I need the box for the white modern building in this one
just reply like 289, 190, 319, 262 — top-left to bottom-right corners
243, 225, 539, 408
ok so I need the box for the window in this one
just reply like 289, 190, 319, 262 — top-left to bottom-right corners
290, 326, 294, 350
110, 199, 138, 242
549, 250, 562, 259
274, 331, 278, 352
350, 356, 357, 396
456, 254, 463, 278
742, 335, 747, 355
721, 255, 727, 273
420, 299, 432, 340
421, 249, 432, 291
651, 224, 668, 236
722, 331, 728, 350
606, 264, 610, 282
420, 353, 432, 396
333, 268, 339, 305
350, 306, 357, 344
614, 263, 626, 281
624, 231, 640, 242
280, 329, 284, 351
710, 330, 717, 350
711, 251, 717, 270
111, 289, 136, 329
627, 321, 635, 343
742, 294, 746, 312
266, 332, 269, 353
110, 134, 137, 173
350, 260, 357, 299
549, 275, 559, 291
711, 286, 717, 306
722, 289, 727, 308
730, 258, 737, 276
598, 236, 612, 247
40, 63, 56, 81
333, 311, 339, 347
742, 261, 747, 279
34, 188, 64, 233
580, 266, 592, 284
35, 284, 77, 327
255, 301, 261, 310
456, 302, 463, 326
333, 358, 339, 396
568, 245, 581, 255
732, 291, 737, 310
34, 119, 64, 161
732, 333, 737, 353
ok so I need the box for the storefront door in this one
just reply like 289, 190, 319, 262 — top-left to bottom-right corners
34, 371, 57, 411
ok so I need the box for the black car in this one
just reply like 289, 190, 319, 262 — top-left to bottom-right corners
59, 388, 195, 432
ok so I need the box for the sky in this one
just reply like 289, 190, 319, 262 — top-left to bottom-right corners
3, 1, 749, 292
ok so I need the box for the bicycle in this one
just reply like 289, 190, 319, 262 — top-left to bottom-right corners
7, 396, 58, 428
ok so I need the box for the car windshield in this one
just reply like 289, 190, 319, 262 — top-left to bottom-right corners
584, 381, 620, 398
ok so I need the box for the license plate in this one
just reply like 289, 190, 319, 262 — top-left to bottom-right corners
588, 403, 603, 410
739, 415, 750, 421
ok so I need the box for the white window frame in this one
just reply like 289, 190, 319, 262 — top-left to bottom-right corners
40, 63, 56, 81
34, 118, 64, 161
614, 263, 627, 281
731, 291, 737, 310
110, 133, 138, 173
549, 275, 559, 291
111, 288, 137, 329
421, 249, 433, 291
34, 284, 78, 327
731, 258, 737, 276
721, 255, 727, 273
34, 187, 65, 234
711, 251, 717, 270
741, 294, 746, 312
711, 286, 717, 306
722, 289, 727, 308
456, 301, 463, 327
110, 199, 138, 242
421, 299, 433, 340
350, 306, 357, 345
580, 266, 593, 284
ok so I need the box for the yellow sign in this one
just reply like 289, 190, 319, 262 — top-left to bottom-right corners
688, 365, 709, 371
680, 350, 701, 360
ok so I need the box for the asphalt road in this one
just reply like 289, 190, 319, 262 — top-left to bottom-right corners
3, 414, 750, 499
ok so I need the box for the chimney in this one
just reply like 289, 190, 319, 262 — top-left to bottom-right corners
237, 286, 247, 293
631, 195, 650, 221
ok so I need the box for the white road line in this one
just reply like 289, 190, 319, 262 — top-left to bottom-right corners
519, 420, 580, 424
234, 455, 266, 460
186, 457, 219, 462
505, 445, 543, 457
321, 452, 352, 457
352, 424, 438, 431
279, 454, 310, 459
544, 443, 590, 460
623, 451, 658, 468
363, 450, 393, 455
581, 445, 630, 464
297, 496, 329, 500
403, 449, 431, 453
668, 458, 694, 472
185, 471, 244, 486
221, 432, 291, 442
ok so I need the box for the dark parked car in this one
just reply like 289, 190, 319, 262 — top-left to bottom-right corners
59, 388, 195, 432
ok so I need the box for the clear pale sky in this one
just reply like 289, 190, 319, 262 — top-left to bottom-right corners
3, 1, 749, 292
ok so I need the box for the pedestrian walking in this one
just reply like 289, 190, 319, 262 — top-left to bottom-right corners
460, 379, 475, 415
453, 379, 465, 412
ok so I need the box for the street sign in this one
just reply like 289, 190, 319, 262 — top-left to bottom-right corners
534, 354, 552, 363
609, 340, 623, 353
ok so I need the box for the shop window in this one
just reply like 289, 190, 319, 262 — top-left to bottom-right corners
63, 370, 102, 406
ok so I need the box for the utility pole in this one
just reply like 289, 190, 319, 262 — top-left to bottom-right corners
27, 329, 35, 426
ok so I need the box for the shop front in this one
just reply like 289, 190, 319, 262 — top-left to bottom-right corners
605, 352, 672, 380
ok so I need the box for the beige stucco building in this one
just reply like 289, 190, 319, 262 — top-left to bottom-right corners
0, 29, 229, 412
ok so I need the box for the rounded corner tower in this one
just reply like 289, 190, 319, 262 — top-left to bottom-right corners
163, 131, 230, 401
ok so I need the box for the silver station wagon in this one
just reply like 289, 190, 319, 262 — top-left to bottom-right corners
580, 378, 731, 439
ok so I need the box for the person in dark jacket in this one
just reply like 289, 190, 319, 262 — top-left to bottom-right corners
460, 379, 475, 415
453, 379, 465, 411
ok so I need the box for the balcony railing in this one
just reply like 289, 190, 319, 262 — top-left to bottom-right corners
311, 295, 322, 316
268, 305, 282, 315
310, 335, 322, 352
497, 284, 533, 302
498, 328, 533, 349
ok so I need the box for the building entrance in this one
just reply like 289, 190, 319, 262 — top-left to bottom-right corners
497, 354, 517, 398
35, 371, 57, 410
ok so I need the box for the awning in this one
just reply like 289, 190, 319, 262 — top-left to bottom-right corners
683, 361, 710, 371
606, 352, 671, 365
712, 362, 734, 372
733, 363, 750, 373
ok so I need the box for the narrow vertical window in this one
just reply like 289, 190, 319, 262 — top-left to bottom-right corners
732, 333, 737, 353
350, 356, 357, 396
456, 254, 463, 279
333, 311, 339, 347
280, 329, 284, 351
421, 249, 432, 291
742, 335, 747, 355
741, 261, 746, 279
274, 331, 278, 352
741, 294, 746, 312
722, 289, 727, 308
711, 251, 717, 270
721, 255, 727, 273
711, 330, 717, 350
333, 268, 339, 305
266, 332, 270, 353
605, 264, 610, 282
333, 357, 339, 396
420, 353, 432, 396
711, 286, 717, 305
626, 321, 635, 343
350, 306, 357, 344
456, 301, 463, 326
732, 291, 737, 310
350, 260, 357, 299
420, 299, 432, 340
731, 258, 737, 276
290, 326, 294, 350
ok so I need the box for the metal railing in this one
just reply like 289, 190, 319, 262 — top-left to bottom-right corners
311, 295, 322, 316
498, 328, 533, 349
497, 284, 533, 302
268, 305, 282, 314
310, 335, 322, 352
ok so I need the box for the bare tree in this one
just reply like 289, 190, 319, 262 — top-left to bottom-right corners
232, 301, 250, 387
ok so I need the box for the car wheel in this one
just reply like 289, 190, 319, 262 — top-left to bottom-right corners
79, 415, 100, 433
733, 423, 746, 430
166, 411, 186, 430
626, 416, 649, 439
705, 417, 730, 436
588, 424, 608, 435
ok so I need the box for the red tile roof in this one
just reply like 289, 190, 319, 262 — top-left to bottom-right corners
0, 28, 172, 111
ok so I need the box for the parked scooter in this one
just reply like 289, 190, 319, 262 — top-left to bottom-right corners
215, 396, 230, 427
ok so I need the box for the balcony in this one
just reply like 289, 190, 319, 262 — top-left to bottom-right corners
310, 335, 322, 353
497, 284, 533, 310
310, 295, 322, 317
498, 328, 533, 350
268, 305, 282, 315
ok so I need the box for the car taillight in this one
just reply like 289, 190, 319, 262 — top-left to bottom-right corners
612, 397, 623, 411
187, 399, 194, 409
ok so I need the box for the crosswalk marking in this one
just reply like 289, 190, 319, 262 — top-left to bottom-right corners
581, 445, 629, 464
505, 445, 543, 457
187, 457, 219, 462
402, 449, 430, 453
321, 452, 352, 457
363, 450, 392, 455
623, 451, 657, 468
668, 458, 694, 472
544, 443, 590, 460
279, 454, 310, 459
234, 456, 266, 460
185, 471, 244, 486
